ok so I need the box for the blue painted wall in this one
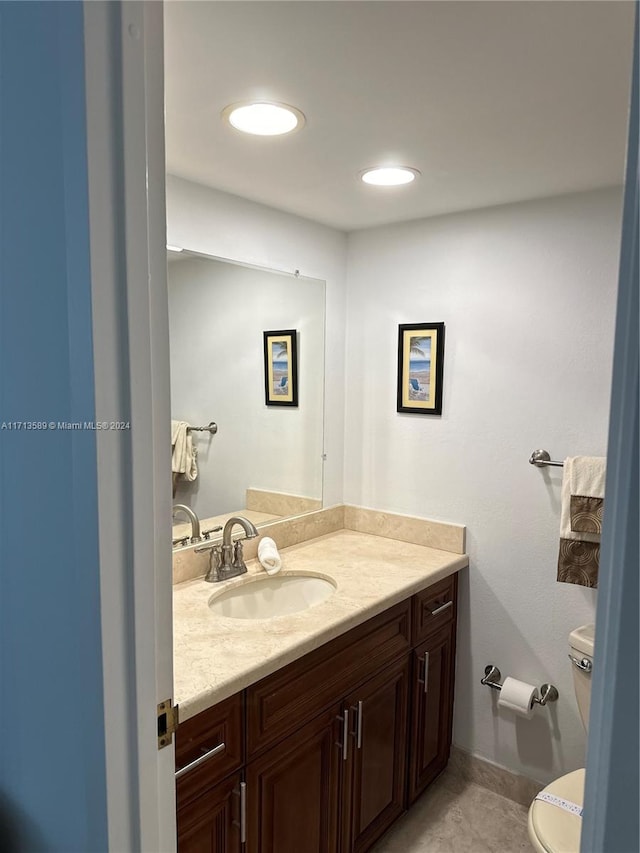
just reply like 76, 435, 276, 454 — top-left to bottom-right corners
0, 3, 108, 850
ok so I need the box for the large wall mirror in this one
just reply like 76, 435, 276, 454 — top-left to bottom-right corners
168, 251, 326, 543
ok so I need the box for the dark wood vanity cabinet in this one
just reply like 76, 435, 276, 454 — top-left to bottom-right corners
246, 704, 342, 853
341, 656, 410, 853
176, 572, 458, 853
408, 623, 456, 804
177, 773, 243, 853
408, 574, 458, 805
176, 695, 245, 852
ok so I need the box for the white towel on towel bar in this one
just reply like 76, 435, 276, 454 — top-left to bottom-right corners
171, 420, 198, 482
557, 456, 605, 588
559, 457, 604, 543
568, 456, 606, 503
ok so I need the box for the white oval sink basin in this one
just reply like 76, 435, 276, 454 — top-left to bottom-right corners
208, 573, 336, 620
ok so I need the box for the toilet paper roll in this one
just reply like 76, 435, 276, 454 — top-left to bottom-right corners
497, 677, 539, 719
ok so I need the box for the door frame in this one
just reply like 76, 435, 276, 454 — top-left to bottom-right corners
581, 7, 639, 852
84, 1, 638, 849
84, 2, 175, 850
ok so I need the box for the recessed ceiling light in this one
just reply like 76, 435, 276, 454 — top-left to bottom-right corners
222, 101, 305, 136
360, 167, 420, 186
166, 245, 184, 253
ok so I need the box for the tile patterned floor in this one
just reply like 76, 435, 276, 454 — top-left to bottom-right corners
373, 768, 532, 853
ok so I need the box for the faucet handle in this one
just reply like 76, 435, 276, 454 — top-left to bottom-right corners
202, 525, 223, 541
203, 544, 223, 583
233, 540, 246, 570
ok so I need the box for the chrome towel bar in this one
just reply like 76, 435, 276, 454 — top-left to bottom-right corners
529, 449, 564, 468
187, 421, 218, 435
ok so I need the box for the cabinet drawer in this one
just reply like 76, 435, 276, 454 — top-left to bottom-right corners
412, 573, 457, 645
247, 599, 411, 759
176, 693, 243, 808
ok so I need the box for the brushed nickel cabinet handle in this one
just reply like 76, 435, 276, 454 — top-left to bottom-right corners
240, 781, 247, 844
349, 701, 363, 749
417, 651, 430, 692
430, 600, 453, 617
174, 741, 225, 779
336, 709, 349, 761
342, 709, 349, 760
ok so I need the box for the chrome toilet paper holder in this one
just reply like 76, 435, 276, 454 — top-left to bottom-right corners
481, 665, 559, 707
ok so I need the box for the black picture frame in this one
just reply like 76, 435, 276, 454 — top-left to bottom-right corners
397, 322, 445, 415
263, 329, 298, 407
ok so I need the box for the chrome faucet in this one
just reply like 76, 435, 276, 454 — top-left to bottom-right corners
196, 515, 259, 583
172, 504, 201, 546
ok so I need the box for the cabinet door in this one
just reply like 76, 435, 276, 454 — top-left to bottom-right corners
246, 704, 341, 853
408, 622, 456, 804
342, 656, 410, 853
177, 771, 242, 853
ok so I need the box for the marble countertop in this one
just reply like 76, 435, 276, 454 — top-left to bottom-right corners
173, 529, 469, 721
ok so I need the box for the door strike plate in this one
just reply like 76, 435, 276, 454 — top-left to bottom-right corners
157, 699, 179, 749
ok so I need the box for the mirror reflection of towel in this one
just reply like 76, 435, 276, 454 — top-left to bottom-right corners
557, 456, 605, 588
171, 420, 198, 482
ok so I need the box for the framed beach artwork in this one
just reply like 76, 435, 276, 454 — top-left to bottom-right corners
263, 329, 298, 407
397, 322, 445, 415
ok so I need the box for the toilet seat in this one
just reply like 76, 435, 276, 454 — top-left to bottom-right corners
528, 768, 585, 853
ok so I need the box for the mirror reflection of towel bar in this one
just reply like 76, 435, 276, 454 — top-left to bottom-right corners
187, 422, 218, 435
529, 449, 564, 468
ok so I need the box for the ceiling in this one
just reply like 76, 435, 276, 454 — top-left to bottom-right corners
164, 1, 634, 231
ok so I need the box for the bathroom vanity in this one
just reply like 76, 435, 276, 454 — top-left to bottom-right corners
173, 530, 464, 853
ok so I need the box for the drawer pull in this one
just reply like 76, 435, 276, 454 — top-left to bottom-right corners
430, 600, 453, 617
174, 742, 226, 779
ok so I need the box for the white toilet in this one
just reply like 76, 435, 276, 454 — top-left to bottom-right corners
528, 624, 595, 853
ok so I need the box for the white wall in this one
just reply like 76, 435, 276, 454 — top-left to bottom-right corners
167, 175, 623, 784
168, 255, 325, 516
166, 175, 347, 507
344, 187, 622, 784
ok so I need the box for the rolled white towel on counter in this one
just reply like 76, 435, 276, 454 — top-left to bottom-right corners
258, 537, 282, 575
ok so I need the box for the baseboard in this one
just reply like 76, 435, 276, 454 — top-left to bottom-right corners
448, 746, 542, 807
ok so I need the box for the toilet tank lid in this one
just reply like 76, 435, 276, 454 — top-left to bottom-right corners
569, 624, 595, 657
